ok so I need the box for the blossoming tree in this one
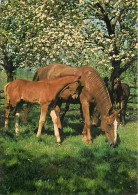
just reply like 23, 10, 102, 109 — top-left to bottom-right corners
0, 0, 136, 83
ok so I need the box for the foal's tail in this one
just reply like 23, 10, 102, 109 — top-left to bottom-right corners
4, 82, 10, 105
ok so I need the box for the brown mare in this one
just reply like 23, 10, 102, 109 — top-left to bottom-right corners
32, 63, 121, 147
4, 76, 81, 144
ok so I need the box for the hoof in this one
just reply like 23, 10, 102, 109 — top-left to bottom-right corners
57, 142, 61, 146
92, 123, 98, 127
82, 135, 87, 142
36, 134, 40, 138
88, 140, 92, 145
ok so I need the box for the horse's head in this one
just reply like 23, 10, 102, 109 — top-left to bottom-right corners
113, 77, 123, 90
101, 108, 121, 147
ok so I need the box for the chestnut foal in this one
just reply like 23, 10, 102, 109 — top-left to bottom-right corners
4, 76, 80, 144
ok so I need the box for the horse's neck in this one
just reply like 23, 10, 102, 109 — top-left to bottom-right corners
86, 72, 112, 116
96, 90, 112, 116
58, 66, 79, 77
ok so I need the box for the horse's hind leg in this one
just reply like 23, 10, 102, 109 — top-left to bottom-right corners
61, 102, 70, 122
50, 109, 61, 145
36, 104, 48, 138
5, 106, 11, 130
15, 111, 20, 136
14, 102, 23, 136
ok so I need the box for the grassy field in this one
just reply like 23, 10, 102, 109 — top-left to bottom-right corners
0, 71, 137, 194
0, 103, 137, 195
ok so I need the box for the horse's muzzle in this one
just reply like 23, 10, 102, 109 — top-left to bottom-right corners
110, 134, 120, 148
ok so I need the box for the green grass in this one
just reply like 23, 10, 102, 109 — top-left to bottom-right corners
0, 104, 137, 195
0, 71, 137, 194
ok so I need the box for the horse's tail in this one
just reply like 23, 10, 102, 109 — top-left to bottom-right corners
4, 82, 10, 105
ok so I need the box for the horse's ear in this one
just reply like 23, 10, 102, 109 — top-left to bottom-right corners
108, 107, 113, 115
115, 108, 121, 115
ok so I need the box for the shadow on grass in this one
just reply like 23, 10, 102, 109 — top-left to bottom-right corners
60, 112, 103, 143
0, 142, 137, 195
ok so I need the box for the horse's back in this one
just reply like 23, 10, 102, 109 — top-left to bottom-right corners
122, 83, 130, 99
34, 63, 73, 81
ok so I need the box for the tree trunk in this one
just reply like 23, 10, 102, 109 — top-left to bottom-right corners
6, 70, 14, 82
3, 54, 15, 82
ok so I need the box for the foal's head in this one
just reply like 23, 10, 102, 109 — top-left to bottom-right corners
101, 108, 121, 147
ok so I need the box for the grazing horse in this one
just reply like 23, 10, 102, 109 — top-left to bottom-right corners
4, 76, 81, 144
33, 63, 121, 147
113, 78, 130, 125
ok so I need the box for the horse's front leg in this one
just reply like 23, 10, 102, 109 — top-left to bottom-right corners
80, 103, 84, 123
80, 95, 92, 144
91, 105, 99, 126
36, 104, 48, 138
50, 109, 61, 145
120, 100, 125, 125
55, 105, 62, 130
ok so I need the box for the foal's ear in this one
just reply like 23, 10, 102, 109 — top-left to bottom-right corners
115, 108, 121, 115
108, 107, 113, 115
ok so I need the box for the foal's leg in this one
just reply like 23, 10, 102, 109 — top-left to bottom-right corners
15, 111, 20, 136
36, 104, 48, 138
55, 105, 62, 129
80, 95, 92, 144
5, 106, 11, 129
14, 102, 24, 136
50, 109, 61, 145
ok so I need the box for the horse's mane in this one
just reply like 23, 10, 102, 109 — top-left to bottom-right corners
85, 68, 112, 115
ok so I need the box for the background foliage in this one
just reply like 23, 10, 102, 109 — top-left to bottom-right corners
0, 0, 137, 82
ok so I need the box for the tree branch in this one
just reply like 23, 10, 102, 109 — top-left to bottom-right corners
96, 3, 114, 35
119, 55, 137, 75
111, 9, 125, 27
